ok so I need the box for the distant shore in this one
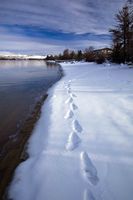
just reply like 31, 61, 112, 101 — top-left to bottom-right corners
0, 57, 46, 61
0, 54, 46, 61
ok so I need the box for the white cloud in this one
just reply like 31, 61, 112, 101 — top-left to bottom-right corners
0, 0, 126, 34
0, 0, 126, 53
0, 27, 111, 54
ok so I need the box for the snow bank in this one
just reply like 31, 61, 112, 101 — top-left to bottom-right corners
9, 62, 133, 200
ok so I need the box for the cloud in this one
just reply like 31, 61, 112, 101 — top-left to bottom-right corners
0, 0, 126, 34
0, 26, 111, 54
0, 24, 112, 54
0, 0, 126, 54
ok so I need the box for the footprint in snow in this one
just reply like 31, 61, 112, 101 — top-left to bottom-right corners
65, 97, 73, 104
65, 84, 70, 89
70, 103, 78, 110
66, 132, 81, 151
84, 189, 96, 200
72, 119, 83, 133
70, 93, 77, 98
67, 88, 71, 94
80, 152, 99, 186
64, 110, 74, 119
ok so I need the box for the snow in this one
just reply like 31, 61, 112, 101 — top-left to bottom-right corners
80, 152, 99, 186
65, 97, 73, 104
8, 62, 133, 200
64, 109, 74, 119
70, 102, 78, 110
66, 131, 81, 151
72, 119, 83, 133
84, 188, 96, 200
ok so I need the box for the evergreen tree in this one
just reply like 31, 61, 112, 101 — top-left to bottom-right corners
110, 2, 133, 63
70, 50, 76, 60
76, 50, 83, 61
62, 49, 70, 60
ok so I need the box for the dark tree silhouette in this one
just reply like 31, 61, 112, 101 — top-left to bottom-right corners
76, 50, 83, 61
62, 49, 70, 60
84, 47, 96, 62
110, 2, 133, 63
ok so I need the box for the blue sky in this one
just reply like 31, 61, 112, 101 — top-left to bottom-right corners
0, 0, 126, 55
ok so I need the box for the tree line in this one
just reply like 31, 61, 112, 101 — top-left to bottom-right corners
46, 1, 133, 64
45, 47, 111, 64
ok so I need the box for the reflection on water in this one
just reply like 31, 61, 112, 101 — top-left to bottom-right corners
0, 60, 62, 149
0, 60, 60, 88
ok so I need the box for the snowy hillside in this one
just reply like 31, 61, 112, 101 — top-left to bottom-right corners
9, 62, 133, 200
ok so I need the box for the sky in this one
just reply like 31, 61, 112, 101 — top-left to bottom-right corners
0, 0, 126, 55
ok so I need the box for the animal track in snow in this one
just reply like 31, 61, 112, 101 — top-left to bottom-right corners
70, 103, 78, 110
66, 132, 81, 151
83, 189, 96, 200
72, 120, 83, 133
80, 152, 99, 186
64, 110, 74, 119
65, 97, 73, 104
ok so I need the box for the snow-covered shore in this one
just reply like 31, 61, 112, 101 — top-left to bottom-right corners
8, 62, 133, 200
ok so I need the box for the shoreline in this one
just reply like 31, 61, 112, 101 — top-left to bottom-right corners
0, 64, 63, 200
0, 94, 48, 200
